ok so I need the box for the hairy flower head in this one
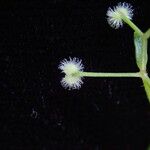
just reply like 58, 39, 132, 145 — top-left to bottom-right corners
58, 57, 84, 90
107, 2, 133, 29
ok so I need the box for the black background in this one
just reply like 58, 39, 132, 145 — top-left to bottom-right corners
0, 0, 150, 149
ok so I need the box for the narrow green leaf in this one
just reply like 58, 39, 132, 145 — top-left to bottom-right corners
134, 32, 143, 69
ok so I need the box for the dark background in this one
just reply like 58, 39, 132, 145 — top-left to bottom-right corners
0, 0, 150, 149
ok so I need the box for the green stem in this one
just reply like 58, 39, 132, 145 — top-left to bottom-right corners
121, 15, 143, 36
145, 28, 150, 39
142, 75, 150, 102
78, 72, 140, 78
144, 75, 150, 85
143, 82, 150, 102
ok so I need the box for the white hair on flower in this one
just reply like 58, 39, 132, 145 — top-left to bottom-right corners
107, 2, 133, 29
58, 57, 84, 90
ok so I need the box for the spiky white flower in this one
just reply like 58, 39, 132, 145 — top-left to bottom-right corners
107, 2, 133, 29
58, 57, 84, 90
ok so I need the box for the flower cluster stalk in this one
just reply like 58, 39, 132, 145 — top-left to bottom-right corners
121, 14, 143, 36
78, 72, 140, 78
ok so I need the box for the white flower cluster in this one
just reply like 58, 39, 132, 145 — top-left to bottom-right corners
58, 57, 84, 90
58, 2, 135, 90
107, 2, 133, 29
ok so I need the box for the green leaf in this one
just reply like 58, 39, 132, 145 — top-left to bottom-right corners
134, 32, 143, 69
